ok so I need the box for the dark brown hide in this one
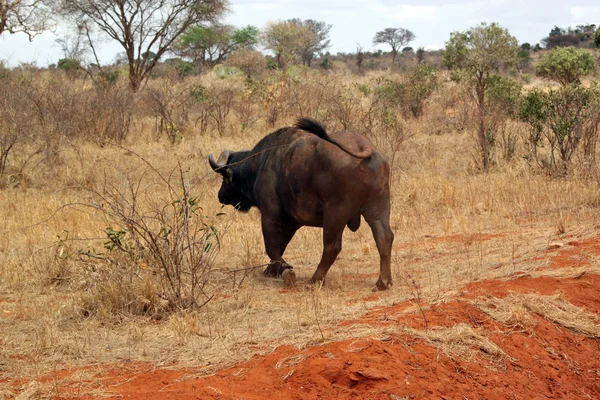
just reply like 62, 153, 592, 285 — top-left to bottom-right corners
209, 118, 394, 290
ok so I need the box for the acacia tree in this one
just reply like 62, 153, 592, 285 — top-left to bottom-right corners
0, 0, 52, 38
175, 24, 258, 70
261, 21, 315, 69
286, 18, 331, 66
443, 22, 519, 171
59, 0, 227, 91
373, 27, 415, 64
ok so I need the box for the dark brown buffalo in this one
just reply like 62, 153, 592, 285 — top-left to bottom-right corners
208, 118, 394, 290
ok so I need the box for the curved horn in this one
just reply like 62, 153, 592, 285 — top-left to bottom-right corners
208, 154, 222, 171
208, 150, 234, 171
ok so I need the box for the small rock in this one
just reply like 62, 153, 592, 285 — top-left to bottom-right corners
548, 242, 564, 250
348, 373, 360, 382
356, 368, 388, 380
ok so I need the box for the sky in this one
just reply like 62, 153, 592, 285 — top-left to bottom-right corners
1, 0, 600, 67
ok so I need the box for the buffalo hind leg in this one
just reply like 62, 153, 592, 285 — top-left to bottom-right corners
310, 221, 345, 284
262, 219, 299, 277
364, 214, 394, 291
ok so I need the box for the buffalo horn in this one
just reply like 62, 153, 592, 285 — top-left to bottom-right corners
208, 150, 234, 171
208, 154, 222, 171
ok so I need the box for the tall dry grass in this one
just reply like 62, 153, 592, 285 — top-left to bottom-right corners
2, 63, 600, 393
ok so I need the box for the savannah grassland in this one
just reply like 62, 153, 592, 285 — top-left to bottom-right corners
2, 54, 600, 398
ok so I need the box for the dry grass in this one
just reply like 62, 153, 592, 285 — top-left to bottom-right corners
402, 323, 509, 363
2, 67, 600, 396
474, 293, 600, 338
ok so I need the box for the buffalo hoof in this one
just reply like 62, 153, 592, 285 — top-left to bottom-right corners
373, 278, 392, 292
264, 261, 293, 277
282, 269, 296, 288
307, 277, 326, 289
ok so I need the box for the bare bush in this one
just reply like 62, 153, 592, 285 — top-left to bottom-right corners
325, 82, 365, 131
206, 80, 238, 136
87, 84, 135, 145
368, 111, 411, 179
148, 79, 196, 143
78, 152, 224, 312
0, 74, 36, 181
232, 84, 261, 133
284, 69, 333, 119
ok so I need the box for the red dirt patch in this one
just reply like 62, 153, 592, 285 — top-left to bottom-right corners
546, 236, 600, 269
29, 272, 600, 400
463, 273, 600, 315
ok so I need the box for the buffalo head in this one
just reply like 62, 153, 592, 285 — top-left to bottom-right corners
208, 150, 253, 212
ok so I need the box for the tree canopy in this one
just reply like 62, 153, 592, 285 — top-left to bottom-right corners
176, 25, 259, 69
443, 22, 519, 76
59, 0, 227, 91
443, 22, 519, 171
373, 27, 415, 64
261, 21, 316, 69
285, 18, 331, 66
0, 0, 52, 39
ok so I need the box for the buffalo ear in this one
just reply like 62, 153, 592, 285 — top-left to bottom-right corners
223, 167, 233, 180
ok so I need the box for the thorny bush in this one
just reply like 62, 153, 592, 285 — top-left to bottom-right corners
75, 153, 225, 317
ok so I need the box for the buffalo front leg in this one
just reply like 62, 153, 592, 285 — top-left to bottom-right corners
261, 217, 299, 277
365, 216, 394, 291
310, 222, 345, 284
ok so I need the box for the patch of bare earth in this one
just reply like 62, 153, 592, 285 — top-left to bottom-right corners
4, 231, 600, 399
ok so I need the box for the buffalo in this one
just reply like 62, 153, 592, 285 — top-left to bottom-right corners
208, 118, 394, 290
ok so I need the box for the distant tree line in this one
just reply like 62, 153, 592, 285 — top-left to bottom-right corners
1, 0, 599, 95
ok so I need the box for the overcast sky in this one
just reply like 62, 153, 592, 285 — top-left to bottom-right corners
1, 0, 600, 66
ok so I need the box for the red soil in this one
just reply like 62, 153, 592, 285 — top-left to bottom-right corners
546, 237, 600, 269
11, 234, 600, 399
61, 274, 600, 400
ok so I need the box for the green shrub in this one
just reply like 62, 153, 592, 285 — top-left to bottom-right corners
517, 49, 530, 70
519, 83, 600, 174
57, 58, 81, 73
212, 64, 243, 79
320, 57, 333, 70
165, 58, 197, 78
376, 65, 438, 118
486, 75, 522, 117
486, 75, 522, 160
535, 47, 596, 86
